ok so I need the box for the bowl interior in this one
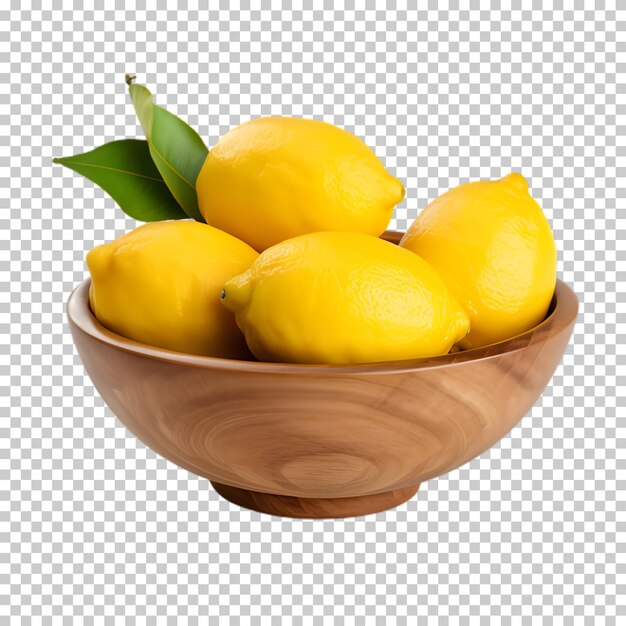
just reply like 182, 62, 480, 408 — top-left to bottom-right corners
67, 232, 578, 374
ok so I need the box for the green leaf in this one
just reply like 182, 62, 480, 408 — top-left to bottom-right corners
53, 139, 189, 222
128, 83, 208, 222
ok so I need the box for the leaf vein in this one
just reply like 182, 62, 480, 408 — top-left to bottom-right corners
148, 142, 195, 190
55, 160, 167, 183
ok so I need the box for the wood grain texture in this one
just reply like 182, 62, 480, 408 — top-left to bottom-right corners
67, 231, 578, 518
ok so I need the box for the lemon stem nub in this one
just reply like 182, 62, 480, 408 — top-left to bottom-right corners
221, 289, 226, 299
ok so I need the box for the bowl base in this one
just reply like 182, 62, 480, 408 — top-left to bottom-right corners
211, 482, 420, 518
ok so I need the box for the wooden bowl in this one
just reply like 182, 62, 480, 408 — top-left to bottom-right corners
67, 232, 578, 518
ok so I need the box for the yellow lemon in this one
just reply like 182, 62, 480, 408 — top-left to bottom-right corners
87, 220, 258, 358
400, 173, 557, 349
196, 117, 405, 251
221, 232, 469, 364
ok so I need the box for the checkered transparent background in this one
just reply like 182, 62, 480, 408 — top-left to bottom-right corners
2, 4, 623, 623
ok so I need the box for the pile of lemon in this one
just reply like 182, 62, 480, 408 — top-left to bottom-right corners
88, 117, 556, 364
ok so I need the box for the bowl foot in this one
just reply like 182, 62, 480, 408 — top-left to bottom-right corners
211, 482, 420, 518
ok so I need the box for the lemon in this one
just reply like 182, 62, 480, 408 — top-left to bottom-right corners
87, 221, 258, 358
221, 232, 469, 364
400, 173, 557, 349
196, 117, 405, 251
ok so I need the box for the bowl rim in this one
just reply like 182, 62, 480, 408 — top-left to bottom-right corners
67, 233, 578, 375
